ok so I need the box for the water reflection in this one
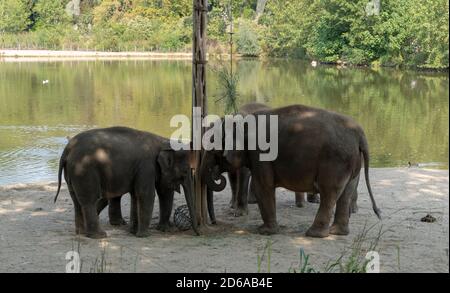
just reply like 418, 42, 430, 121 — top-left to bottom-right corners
0, 59, 448, 185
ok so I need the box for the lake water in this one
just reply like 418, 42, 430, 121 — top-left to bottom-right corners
0, 59, 448, 185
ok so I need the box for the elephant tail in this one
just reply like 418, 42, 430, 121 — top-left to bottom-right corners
359, 132, 382, 220
54, 147, 68, 203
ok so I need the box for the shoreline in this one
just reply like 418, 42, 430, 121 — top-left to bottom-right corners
0, 49, 241, 62
1, 50, 448, 72
0, 167, 448, 189
0, 49, 194, 62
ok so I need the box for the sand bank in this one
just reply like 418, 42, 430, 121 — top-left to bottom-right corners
0, 167, 448, 272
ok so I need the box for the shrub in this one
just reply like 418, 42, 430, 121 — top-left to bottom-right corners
0, 0, 31, 33
236, 19, 261, 57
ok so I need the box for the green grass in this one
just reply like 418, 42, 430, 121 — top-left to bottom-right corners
279, 222, 385, 273
214, 63, 239, 115
257, 239, 272, 273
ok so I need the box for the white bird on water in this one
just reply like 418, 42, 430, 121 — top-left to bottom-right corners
311, 60, 318, 67
42, 80, 49, 85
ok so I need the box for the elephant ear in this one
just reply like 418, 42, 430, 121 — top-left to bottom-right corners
157, 149, 182, 193
157, 149, 174, 171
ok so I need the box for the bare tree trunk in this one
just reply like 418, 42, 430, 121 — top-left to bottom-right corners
255, 0, 268, 20
192, 0, 209, 228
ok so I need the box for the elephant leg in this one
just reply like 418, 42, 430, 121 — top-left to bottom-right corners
68, 183, 84, 235
305, 190, 337, 238
108, 197, 126, 226
156, 189, 174, 232
73, 176, 106, 239
252, 178, 278, 235
129, 192, 138, 235
134, 175, 156, 238
81, 204, 107, 239
96, 197, 108, 215
350, 189, 359, 214
235, 168, 250, 217
330, 176, 359, 235
295, 192, 306, 208
307, 193, 320, 204
228, 170, 238, 209
247, 178, 258, 204
306, 165, 350, 238
135, 192, 155, 237
350, 174, 360, 214
207, 188, 217, 224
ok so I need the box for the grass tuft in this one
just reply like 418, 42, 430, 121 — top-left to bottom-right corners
214, 64, 239, 115
285, 222, 385, 273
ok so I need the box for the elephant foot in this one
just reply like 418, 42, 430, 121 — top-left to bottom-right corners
257, 223, 279, 235
85, 230, 107, 239
234, 207, 248, 217
75, 227, 85, 235
248, 194, 258, 204
295, 201, 305, 208
305, 226, 329, 238
129, 226, 137, 235
135, 230, 151, 238
329, 224, 349, 236
156, 222, 173, 232
110, 217, 127, 226
307, 193, 320, 204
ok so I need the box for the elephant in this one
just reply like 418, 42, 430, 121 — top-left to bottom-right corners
201, 104, 381, 238
206, 103, 353, 223
206, 103, 321, 222
54, 126, 198, 239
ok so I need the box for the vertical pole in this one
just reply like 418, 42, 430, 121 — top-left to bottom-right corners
192, 0, 209, 227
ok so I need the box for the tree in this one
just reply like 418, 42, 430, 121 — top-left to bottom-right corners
0, 0, 31, 33
255, 0, 268, 20
33, 0, 70, 28
406, 0, 449, 68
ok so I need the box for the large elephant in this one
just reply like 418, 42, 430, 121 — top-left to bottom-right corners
201, 104, 381, 238
206, 103, 322, 223
54, 127, 198, 239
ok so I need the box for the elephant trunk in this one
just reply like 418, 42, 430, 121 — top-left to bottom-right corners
199, 151, 227, 192
182, 174, 199, 235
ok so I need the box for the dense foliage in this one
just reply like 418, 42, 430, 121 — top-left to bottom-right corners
0, 0, 448, 68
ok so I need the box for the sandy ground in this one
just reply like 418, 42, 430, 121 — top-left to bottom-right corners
0, 168, 448, 273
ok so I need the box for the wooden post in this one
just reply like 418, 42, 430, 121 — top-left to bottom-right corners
192, 0, 209, 228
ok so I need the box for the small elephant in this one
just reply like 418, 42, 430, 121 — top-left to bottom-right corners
54, 127, 198, 239
202, 104, 381, 238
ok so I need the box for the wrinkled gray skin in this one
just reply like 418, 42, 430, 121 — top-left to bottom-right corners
201, 104, 380, 238
206, 103, 356, 223
54, 127, 198, 239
